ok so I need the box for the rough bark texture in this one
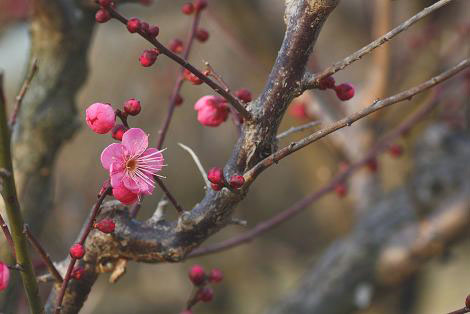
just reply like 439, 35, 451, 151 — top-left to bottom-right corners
266, 125, 470, 314
44, 0, 341, 312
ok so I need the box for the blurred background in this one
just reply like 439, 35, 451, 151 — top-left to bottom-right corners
0, 0, 469, 313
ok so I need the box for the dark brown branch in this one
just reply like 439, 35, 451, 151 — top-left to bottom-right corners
246, 58, 470, 182
106, 6, 251, 120
23, 224, 63, 283
156, 8, 202, 149
302, 0, 455, 89
9, 58, 38, 128
188, 94, 439, 258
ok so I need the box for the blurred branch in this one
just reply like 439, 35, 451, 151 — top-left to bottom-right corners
302, 0, 455, 90
0, 74, 44, 313
246, 58, 469, 182
267, 126, 470, 314
9, 58, 38, 128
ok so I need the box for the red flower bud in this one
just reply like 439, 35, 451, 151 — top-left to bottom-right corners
388, 144, 403, 158
465, 294, 470, 309
188, 265, 206, 286
235, 88, 252, 103
127, 18, 141, 33
123, 98, 142, 116
229, 175, 244, 189
140, 22, 149, 34
289, 101, 308, 120
174, 94, 183, 106
169, 39, 184, 54
366, 158, 378, 172
69, 243, 85, 259
211, 183, 223, 191
71, 267, 85, 280
94, 219, 116, 234
194, 0, 208, 11
139, 49, 158, 67
334, 83, 355, 101
148, 25, 159, 38
195, 28, 209, 42
111, 124, 127, 141
318, 76, 335, 90
335, 183, 347, 198
181, 3, 194, 15
183, 69, 203, 85
98, 0, 112, 6
95, 9, 111, 23
198, 287, 214, 303
209, 268, 223, 283
207, 167, 223, 185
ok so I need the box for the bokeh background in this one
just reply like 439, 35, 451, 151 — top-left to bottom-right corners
0, 0, 469, 313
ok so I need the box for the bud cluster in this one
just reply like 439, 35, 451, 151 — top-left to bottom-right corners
317, 76, 356, 101
182, 265, 223, 313
207, 167, 245, 191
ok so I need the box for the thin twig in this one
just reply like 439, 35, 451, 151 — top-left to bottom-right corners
156, 8, 202, 149
187, 90, 441, 258
447, 307, 470, 314
178, 143, 210, 188
106, 6, 251, 120
246, 58, 470, 183
0, 213, 15, 258
10, 58, 38, 128
302, 0, 455, 89
23, 224, 63, 283
276, 120, 321, 140
203, 60, 230, 92
155, 177, 184, 214
55, 187, 111, 314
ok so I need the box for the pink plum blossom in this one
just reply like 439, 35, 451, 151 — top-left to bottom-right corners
0, 262, 9, 292
101, 128, 164, 203
85, 103, 116, 134
194, 96, 229, 127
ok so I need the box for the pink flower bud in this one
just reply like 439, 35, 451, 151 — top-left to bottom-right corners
335, 183, 347, 198
169, 39, 184, 53
188, 265, 205, 286
123, 98, 142, 116
112, 186, 139, 205
148, 25, 159, 38
95, 9, 111, 23
184, 69, 203, 85
194, 0, 208, 11
198, 287, 214, 303
334, 83, 355, 101
235, 88, 252, 103
388, 144, 403, 158
194, 96, 229, 127
139, 49, 159, 67
94, 219, 116, 234
181, 3, 194, 15
0, 262, 10, 292
209, 268, 223, 283
140, 22, 149, 34
127, 18, 141, 33
211, 183, 223, 191
71, 267, 85, 280
289, 101, 308, 120
229, 175, 244, 189
70, 243, 85, 259
174, 94, 183, 106
207, 167, 223, 185
98, 0, 112, 6
195, 28, 209, 42
111, 124, 127, 141
86, 103, 116, 134
318, 76, 335, 90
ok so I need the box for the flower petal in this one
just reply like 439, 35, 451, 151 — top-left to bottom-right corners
137, 148, 164, 173
122, 128, 149, 157
110, 163, 126, 188
112, 185, 138, 205
100, 143, 125, 170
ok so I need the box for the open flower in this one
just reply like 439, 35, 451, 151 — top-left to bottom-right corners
0, 262, 9, 292
101, 128, 164, 202
194, 95, 229, 127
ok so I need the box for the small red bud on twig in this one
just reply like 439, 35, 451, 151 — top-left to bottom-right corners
209, 268, 223, 283
229, 175, 244, 189
207, 167, 223, 185
95, 9, 111, 23
69, 244, 85, 259
318, 76, 335, 90
334, 83, 355, 101
174, 94, 183, 106
183, 69, 203, 85
123, 98, 142, 116
181, 3, 194, 15
198, 287, 214, 303
169, 39, 184, 54
139, 49, 159, 67
71, 267, 85, 280
148, 25, 159, 38
111, 124, 127, 141
235, 88, 252, 103
127, 18, 141, 33
195, 28, 209, 42
94, 219, 116, 234
188, 265, 206, 286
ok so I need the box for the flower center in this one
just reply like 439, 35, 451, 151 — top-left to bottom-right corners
126, 159, 137, 171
